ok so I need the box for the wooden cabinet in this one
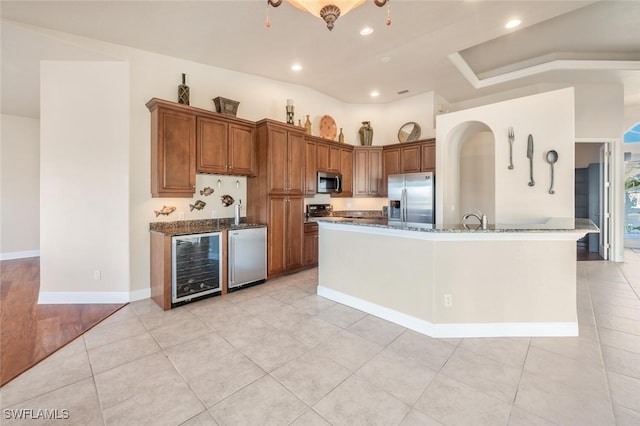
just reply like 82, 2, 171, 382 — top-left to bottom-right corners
304, 139, 317, 195
268, 196, 304, 275
247, 119, 307, 278
266, 124, 305, 195
303, 222, 319, 266
421, 143, 436, 171
400, 144, 422, 173
382, 146, 401, 196
354, 146, 383, 197
334, 146, 354, 197
147, 99, 196, 197
196, 116, 255, 176
316, 141, 340, 172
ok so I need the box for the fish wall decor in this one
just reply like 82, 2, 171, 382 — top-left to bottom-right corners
200, 187, 215, 196
154, 205, 176, 217
221, 195, 234, 207
190, 200, 206, 211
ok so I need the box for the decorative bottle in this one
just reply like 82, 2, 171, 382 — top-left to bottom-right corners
304, 115, 312, 135
338, 128, 344, 143
359, 121, 373, 146
178, 73, 190, 105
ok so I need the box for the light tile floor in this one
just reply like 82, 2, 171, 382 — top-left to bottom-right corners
2, 249, 639, 425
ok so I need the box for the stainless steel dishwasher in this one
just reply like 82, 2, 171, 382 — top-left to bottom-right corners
228, 227, 267, 290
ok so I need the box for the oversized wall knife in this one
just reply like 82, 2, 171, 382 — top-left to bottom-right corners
527, 134, 535, 186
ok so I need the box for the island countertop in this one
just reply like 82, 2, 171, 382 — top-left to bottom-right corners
310, 217, 598, 236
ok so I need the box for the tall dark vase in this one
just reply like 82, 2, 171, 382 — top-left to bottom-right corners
178, 73, 190, 105
359, 121, 373, 146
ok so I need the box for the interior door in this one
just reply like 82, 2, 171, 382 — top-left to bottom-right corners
599, 143, 611, 260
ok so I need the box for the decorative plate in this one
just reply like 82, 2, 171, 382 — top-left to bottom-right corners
319, 115, 337, 140
398, 121, 421, 143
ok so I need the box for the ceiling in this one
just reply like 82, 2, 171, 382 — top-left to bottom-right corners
1, 0, 639, 116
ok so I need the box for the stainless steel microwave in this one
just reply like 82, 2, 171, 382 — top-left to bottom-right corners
317, 172, 342, 194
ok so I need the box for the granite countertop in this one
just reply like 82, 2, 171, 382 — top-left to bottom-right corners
149, 219, 266, 236
310, 217, 599, 234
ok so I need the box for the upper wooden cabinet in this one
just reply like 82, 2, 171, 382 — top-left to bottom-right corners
316, 140, 341, 173
354, 146, 383, 197
147, 99, 196, 197
256, 120, 305, 195
381, 139, 436, 195
333, 146, 354, 197
196, 116, 255, 176
304, 135, 353, 196
421, 142, 436, 171
304, 139, 317, 195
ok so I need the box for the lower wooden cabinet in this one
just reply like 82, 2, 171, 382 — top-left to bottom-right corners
303, 222, 319, 266
267, 196, 304, 276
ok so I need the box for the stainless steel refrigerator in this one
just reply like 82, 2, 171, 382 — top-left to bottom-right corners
388, 172, 435, 227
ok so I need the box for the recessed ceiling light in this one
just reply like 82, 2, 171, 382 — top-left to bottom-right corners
505, 19, 521, 29
360, 27, 374, 36
291, 64, 302, 71
370, 91, 380, 97
380, 56, 391, 63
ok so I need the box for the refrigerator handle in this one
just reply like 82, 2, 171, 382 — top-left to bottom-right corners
401, 188, 407, 223
229, 233, 235, 284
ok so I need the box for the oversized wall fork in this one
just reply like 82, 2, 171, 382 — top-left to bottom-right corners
507, 126, 514, 170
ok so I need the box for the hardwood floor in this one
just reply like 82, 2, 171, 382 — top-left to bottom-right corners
0, 257, 125, 386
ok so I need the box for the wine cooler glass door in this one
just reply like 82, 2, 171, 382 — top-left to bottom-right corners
172, 232, 222, 304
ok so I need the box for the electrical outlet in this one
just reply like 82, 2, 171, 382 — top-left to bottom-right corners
94, 270, 102, 281
443, 294, 453, 307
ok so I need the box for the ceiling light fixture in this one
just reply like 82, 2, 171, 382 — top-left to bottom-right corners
505, 19, 521, 29
370, 90, 380, 97
267, 0, 391, 31
291, 64, 302, 71
360, 27, 374, 36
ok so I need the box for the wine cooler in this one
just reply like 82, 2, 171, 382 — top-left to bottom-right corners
171, 232, 222, 305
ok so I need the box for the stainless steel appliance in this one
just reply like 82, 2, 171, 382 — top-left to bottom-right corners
306, 203, 332, 217
317, 172, 342, 194
388, 172, 435, 227
172, 232, 222, 306
228, 227, 267, 290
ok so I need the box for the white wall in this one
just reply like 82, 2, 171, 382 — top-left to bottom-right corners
459, 131, 495, 222
436, 88, 575, 225
39, 61, 130, 303
1, 114, 40, 258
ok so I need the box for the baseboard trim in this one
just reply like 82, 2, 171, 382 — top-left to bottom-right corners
317, 285, 578, 338
38, 291, 130, 304
1, 250, 40, 260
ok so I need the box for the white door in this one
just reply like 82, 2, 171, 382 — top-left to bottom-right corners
599, 144, 611, 260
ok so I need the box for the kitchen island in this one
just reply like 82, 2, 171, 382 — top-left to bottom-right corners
312, 217, 598, 338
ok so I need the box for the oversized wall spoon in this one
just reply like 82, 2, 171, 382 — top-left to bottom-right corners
546, 150, 558, 194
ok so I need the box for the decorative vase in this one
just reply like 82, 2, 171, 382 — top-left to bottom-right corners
338, 128, 344, 143
304, 115, 312, 135
286, 99, 294, 125
359, 121, 373, 146
178, 73, 190, 105
298, 119, 302, 127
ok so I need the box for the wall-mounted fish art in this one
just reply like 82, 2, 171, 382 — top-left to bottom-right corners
221, 195, 235, 207
190, 200, 206, 211
154, 205, 176, 217
200, 187, 214, 196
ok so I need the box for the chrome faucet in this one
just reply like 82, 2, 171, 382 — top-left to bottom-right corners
462, 209, 488, 230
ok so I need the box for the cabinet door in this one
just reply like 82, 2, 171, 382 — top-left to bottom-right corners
303, 223, 319, 266
196, 117, 228, 174
354, 149, 369, 196
287, 132, 305, 195
316, 142, 330, 172
401, 144, 421, 173
335, 147, 353, 197
267, 127, 289, 194
304, 140, 317, 195
329, 146, 341, 173
382, 147, 401, 196
285, 197, 304, 270
228, 124, 255, 176
421, 143, 435, 171
152, 108, 196, 197
368, 148, 383, 195
267, 197, 286, 275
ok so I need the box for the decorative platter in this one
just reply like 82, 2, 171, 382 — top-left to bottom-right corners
398, 121, 421, 143
319, 115, 337, 140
